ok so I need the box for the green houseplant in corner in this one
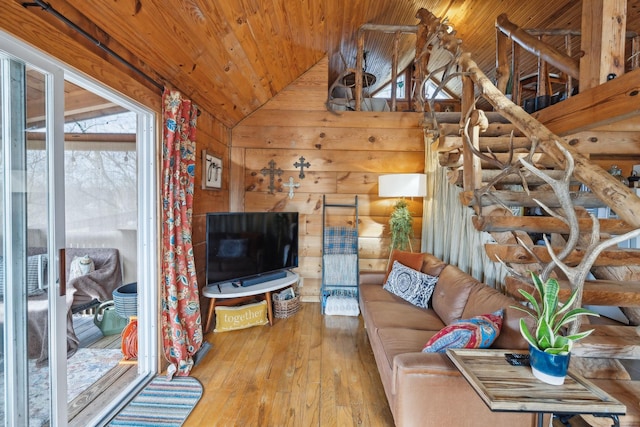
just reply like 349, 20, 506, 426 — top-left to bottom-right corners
512, 271, 599, 385
389, 199, 414, 251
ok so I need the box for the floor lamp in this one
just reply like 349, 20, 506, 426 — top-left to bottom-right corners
378, 173, 427, 252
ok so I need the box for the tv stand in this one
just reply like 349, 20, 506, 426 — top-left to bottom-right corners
203, 270, 299, 332
240, 270, 287, 287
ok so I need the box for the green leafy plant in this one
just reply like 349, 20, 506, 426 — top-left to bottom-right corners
511, 272, 599, 355
389, 200, 413, 251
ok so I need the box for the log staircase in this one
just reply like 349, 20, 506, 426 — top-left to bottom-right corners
343, 7, 640, 328
433, 112, 640, 317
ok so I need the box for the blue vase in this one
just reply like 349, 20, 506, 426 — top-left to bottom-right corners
529, 344, 571, 385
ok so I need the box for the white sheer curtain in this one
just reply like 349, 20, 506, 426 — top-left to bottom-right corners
421, 132, 507, 288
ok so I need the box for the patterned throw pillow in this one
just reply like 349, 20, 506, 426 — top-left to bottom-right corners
214, 300, 269, 332
383, 260, 438, 308
422, 310, 504, 353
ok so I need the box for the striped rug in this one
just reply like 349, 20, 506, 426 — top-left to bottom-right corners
109, 376, 203, 426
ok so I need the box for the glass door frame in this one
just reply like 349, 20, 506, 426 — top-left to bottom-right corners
2, 42, 67, 426
1, 29, 159, 426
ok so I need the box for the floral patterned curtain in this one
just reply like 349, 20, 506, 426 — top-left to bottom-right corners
161, 88, 203, 376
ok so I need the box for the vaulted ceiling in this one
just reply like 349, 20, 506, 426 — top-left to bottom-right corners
22, 0, 640, 128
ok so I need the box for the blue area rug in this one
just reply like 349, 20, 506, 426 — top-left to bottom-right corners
109, 376, 202, 426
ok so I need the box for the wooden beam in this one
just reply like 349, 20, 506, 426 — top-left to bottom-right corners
580, 0, 627, 90
486, 244, 640, 267
473, 215, 634, 235
505, 276, 640, 308
533, 68, 640, 135
26, 132, 136, 143
461, 190, 605, 208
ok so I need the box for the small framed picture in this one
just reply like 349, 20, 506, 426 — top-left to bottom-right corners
202, 149, 222, 189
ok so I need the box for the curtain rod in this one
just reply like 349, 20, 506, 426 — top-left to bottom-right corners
22, 0, 165, 93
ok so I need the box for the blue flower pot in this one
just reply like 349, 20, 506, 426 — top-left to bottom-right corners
529, 344, 571, 385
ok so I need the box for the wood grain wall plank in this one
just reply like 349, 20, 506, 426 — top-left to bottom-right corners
232, 125, 424, 150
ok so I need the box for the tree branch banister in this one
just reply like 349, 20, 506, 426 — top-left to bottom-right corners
496, 13, 580, 80
457, 52, 640, 229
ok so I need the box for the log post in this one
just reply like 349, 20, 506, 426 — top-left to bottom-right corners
580, 0, 627, 90
512, 42, 521, 105
457, 52, 640, 229
355, 30, 365, 111
391, 32, 400, 112
496, 26, 510, 93
462, 110, 485, 192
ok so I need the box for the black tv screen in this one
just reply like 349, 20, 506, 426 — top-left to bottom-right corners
205, 212, 299, 286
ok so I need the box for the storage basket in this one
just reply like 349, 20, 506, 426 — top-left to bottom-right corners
113, 282, 137, 319
273, 295, 301, 318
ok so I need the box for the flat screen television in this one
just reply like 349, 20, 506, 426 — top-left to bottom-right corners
205, 211, 299, 286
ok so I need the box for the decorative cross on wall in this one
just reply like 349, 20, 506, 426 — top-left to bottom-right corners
293, 156, 311, 179
283, 176, 300, 199
261, 160, 283, 194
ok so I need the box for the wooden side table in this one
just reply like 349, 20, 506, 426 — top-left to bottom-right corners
447, 348, 626, 427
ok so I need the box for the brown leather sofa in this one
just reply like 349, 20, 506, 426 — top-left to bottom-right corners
359, 252, 539, 427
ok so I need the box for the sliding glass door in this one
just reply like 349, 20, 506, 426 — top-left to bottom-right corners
1, 29, 158, 426
1, 51, 68, 426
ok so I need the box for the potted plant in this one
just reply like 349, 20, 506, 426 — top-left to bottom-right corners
389, 199, 414, 251
512, 271, 599, 385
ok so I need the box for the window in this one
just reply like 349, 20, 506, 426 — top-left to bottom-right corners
374, 73, 406, 99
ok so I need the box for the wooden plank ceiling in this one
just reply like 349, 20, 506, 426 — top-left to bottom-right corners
21, 0, 640, 128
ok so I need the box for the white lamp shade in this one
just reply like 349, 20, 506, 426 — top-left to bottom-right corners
378, 173, 427, 197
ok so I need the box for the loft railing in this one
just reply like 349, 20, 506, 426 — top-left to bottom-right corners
495, 13, 640, 110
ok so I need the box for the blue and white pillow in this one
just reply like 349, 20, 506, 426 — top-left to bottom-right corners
383, 260, 438, 308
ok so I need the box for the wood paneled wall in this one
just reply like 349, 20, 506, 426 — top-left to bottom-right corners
192, 114, 231, 311
231, 57, 426, 301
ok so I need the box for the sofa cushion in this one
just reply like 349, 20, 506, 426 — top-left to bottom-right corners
431, 264, 479, 325
420, 253, 448, 277
384, 249, 424, 282
383, 261, 438, 308
364, 301, 445, 331
377, 327, 436, 369
461, 284, 531, 349
422, 310, 503, 353
360, 282, 402, 304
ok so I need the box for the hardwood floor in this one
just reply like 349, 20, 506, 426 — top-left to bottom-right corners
184, 302, 394, 427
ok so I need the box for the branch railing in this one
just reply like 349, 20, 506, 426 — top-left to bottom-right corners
495, 13, 640, 108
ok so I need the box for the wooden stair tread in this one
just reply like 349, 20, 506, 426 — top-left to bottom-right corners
573, 325, 640, 359
505, 275, 640, 307
473, 215, 634, 234
486, 244, 640, 267
462, 190, 606, 208
455, 169, 580, 186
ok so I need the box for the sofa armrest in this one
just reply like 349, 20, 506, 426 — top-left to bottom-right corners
392, 352, 460, 395
360, 271, 386, 286
392, 352, 537, 427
